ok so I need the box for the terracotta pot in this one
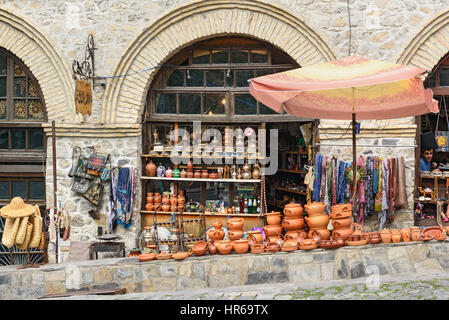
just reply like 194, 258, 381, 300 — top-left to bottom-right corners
145, 160, 157, 177
165, 167, 173, 178
138, 253, 157, 262
161, 204, 170, 212
250, 244, 265, 254
178, 191, 186, 206
304, 202, 326, 216
380, 230, 392, 244
266, 212, 281, 225
180, 169, 187, 178
411, 229, 421, 241
187, 171, 194, 178
400, 228, 410, 242
305, 214, 329, 229
332, 228, 353, 240
263, 225, 282, 237
227, 217, 244, 230
145, 203, 153, 211
391, 232, 401, 243
246, 234, 257, 247
209, 173, 218, 179
330, 210, 352, 220
283, 203, 303, 217
285, 230, 307, 245
207, 229, 225, 241
213, 219, 222, 230
282, 217, 305, 230
264, 240, 281, 252
192, 241, 207, 256
154, 193, 161, 204
216, 240, 233, 255
146, 193, 153, 204
194, 170, 201, 179
170, 195, 178, 206
187, 160, 194, 172
172, 251, 192, 260
208, 241, 217, 255
228, 230, 244, 241
156, 252, 172, 260
308, 228, 330, 240
331, 217, 352, 230
300, 239, 317, 246
266, 235, 283, 246
201, 169, 209, 179
331, 203, 352, 213
233, 239, 249, 254
162, 194, 170, 205
246, 231, 263, 244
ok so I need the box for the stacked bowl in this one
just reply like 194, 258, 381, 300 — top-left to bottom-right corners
263, 211, 283, 244
281, 203, 305, 239
304, 202, 330, 240
330, 203, 353, 241
227, 217, 245, 241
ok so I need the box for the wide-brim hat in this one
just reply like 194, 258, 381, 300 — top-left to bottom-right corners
0, 197, 35, 218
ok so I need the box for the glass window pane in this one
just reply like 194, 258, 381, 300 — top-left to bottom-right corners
0, 100, 6, 120
14, 77, 26, 97
12, 181, 26, 199
28, 81, 39, 97
250, 50, 268, 63
0, 77, 6, 97
13, 100, 27, 119
155, 93, 176, 114
256, 69, 274, 77
0, 54, 6, 75
0, 181, 8, 200
425, 73, 436, 88
186, 70, 204, 87
204, 94, 225, 115
206, 70, 224, 87
192, 50, 210, 64
11, 130, 25, 149
29, 181, 45, 200
166, 70, 184, 87
28, 100, 44, 120
235, 94, 257, 115
211, 49, 228, 64
231, 50, 248, 63
28, 128, 44, 150
0, 129, 8, 149
14, 62, 25, 76
179, 93, 201, 114
440, 69, 449, 86
259, 103, 279, 114
226, 69, 234, 87
236, 70, 254, 87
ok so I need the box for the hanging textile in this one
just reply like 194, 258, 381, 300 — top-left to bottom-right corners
365, 156, 374, 217
320, 156, 328, 202
312, 154, 322, 202
337, 160, 348, 203
116, 166, 135, 228
374, 157, 383, 212
331, 158, 337, 206
356, 156, 366, 226
108, 167, 118, 233
395, 157, 408, 209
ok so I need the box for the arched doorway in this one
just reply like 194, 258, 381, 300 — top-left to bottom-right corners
0, 48, 46, 265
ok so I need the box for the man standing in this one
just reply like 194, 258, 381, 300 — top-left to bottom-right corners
420, 148, 434, 172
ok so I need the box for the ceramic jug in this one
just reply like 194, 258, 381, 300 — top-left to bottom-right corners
145, 160, 157, 177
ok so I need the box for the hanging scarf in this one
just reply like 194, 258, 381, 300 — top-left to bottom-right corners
320, 157, 328, 202
108, 167, 118, 233
378, 159, 389, 230
331, 158, 338, 206
313, 154, 322, 202
365, 156, 374, 217
395, 157, 408, 209
356, 155, 366, 226
117, 167, 134, 228
337, 160, 348, 203
373, 157, 379, 196
374, 157, 383, 212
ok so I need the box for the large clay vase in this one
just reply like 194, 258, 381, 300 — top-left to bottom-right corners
380, 229, 392, 244
145, 160, 157, 177
304, 202, 326, 216
400, 228, 410, 242
216, 240, 233, 255
207, 229, 225, 241
227, 217, 244, 230
178, 190, 186, 206
233, 239, 249, 254
411, 229, 420, 242
282, 217, 305, 231
246, 231, 263, 244
266, 212, 281, 225
283, 203, 303, 217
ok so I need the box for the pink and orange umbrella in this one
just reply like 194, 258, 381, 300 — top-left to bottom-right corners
249, 55, 438, 215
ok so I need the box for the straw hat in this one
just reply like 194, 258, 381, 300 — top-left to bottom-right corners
1, 218, 20, 248
0, 197, 35, 219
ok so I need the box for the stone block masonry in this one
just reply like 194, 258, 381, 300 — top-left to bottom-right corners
2, 240, 449, 299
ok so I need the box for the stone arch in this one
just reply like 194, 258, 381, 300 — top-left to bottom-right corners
101, 0, 336, 124
0, 8, 76, 123
398, 8, 449, 70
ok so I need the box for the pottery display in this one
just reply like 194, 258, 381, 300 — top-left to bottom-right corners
331, 217, 352, 230
263, 225, 283, 237
283, 203, 303, 217
246, 231, 263, 244
207, 228, 225, 241
145, 160, 157, 177
233, 239, 249, 254
227, 217, 244, 230
304, 202, 326, 216
192, 241, 208, 256
172, 251, 192, 260
208, 241, 217, 255
228, 230, 244, 241
400, 228, 410, 242
216, 240, 233, 255
266, 211, 281, 225
138, 253, 157, 262
380, 229, 392, 244
282, 216, 305, 230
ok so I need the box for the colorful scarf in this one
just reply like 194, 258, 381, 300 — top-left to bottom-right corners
116, 167, 135, 228
365, 156, 374, 217
313, 154, 322, 202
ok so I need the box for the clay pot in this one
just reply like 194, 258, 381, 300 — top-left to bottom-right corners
177, 204, 185, 212
216, 240, 233, 255
146, 193, 153, 204
332, 228, 353, 240
282, 217, 305, 231
154, 193, 161, 204
213, 219, 222, 230
246, 231, 263, 244
172, 251, 192, 260
233, 239, 249, 254
283, 203, 303, 217
156, 252, 172, 260
391, 232, 401, 243
264, 240, 281, 252
187, 160, 194, 172
165, 167, 173, 178
400, 228, 410, 242
208, 241, 217, 255
331, 217, 352, 230
308, 228, 330, 240
187, 171, 194, 178
305, 215, 329, 229
194, 170, 201, 179
162, 194, 170, 205
380, 229, 392, 244
145, 203, 153, 211
161, 204, 170, 212
263, 225, 283, 237
192, 241, 208, 256
201, 169, 209, 179
266, 212, 282, 225
145, 160, 157, 177
228, 230, 244, 241
207, 229, 225, 241
138, 253, 157, 262
250, 244, 265, 254
285, 230, 307, 245
331, 203, 352, 213
266, 235, 283, 246
411, 229, 421, 241
180, 169, 187, 178
178, 191, 186, 206
209, 173, 218, 179
170, 195, 178, 206
227, 217, 244, 230
246, 234, 257, 247
304, 202, 326, 216
330, 210, 352, 220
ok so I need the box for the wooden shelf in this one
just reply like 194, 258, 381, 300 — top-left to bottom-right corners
141, 176, 260, 183
420, 174, 449, 179
274, 187, 307, 195
141, 154, 265, 160
279, 150, 308, 155
414, 199, 448, 204
278, 169, 306, 174
140, 210, 262, 217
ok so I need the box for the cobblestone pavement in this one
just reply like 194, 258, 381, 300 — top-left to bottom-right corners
46, 271, 449, 300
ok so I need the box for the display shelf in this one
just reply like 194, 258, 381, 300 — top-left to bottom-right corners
414, 199, 449, 204
420, 174, 449, 179
279, 150, 308, 155
140, 210, 262, 217
141, 176, 260, 183
141, 154, 265, 160
274, 187, 306, 195
278, 169, 306, 174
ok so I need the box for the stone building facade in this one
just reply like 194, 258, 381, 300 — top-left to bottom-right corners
1, 0, 449, 262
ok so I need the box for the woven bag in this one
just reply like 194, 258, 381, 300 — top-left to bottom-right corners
1, 218, 20, 248
17, 222, 33, 250
37, 232, 45, 251
29, 206, 42, 248
15, 216, 30, 245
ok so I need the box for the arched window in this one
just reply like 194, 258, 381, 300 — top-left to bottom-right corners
0, 48, 46, 265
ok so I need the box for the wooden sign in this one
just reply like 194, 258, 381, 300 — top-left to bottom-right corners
75, 79, 92, 115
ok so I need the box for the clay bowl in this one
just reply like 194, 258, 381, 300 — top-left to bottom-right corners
331, 217, 352, 229
250, 244, 265, 253
421, 226, 445, 239
282, 217, 305, 231
266, 212, 282, 225
304, 202, 326, 216
156, 252, 172, 260
227, 217, 244, 230
330, 210, 352, 220
308, 228, 330, 240
172, 251, 192, 260
138, 253, 157, 262
283, 203, 303, 217
263, 225, 283, 237
216, 240, 233, 255
345, 239, 368, 246
228, 230, 244, 241
207, 229, 225, 241
331, 203, 352, 213
305, 215, 329, 229
246, 231, 263, 244
435, 233, 447, 241
233, 239, 249, 254
332, 228, 353, 241
281, 245, 298, 252
192, 241, 208, 256
369, 237, 381, 244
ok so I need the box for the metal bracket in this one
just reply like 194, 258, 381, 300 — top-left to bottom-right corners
72, 34, 96, 85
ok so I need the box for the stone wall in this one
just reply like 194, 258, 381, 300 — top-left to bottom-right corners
1, 241, 449, 299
